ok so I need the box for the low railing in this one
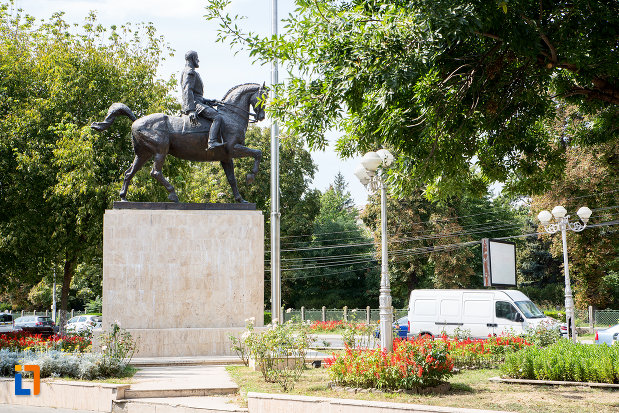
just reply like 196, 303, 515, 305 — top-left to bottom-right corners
281, 306, 616, 331
283, 306, 407, 324
0, 309, 88, 323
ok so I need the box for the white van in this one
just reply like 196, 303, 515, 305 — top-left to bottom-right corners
407, 289, 552, 338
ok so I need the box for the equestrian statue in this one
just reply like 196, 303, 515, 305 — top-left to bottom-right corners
91, 50, 266, 203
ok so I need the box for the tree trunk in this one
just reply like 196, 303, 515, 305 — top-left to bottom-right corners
58, 252, 76, 334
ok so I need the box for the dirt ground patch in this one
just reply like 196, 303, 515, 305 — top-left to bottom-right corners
227, 366, 619, 413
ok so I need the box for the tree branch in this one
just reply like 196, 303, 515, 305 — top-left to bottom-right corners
539, 33, 557, 64
474, 31, 502, 41
561, 87, 619, 106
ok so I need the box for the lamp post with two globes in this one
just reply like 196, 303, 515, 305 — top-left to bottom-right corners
354, 149, 395, 352
537, 205, 592, 342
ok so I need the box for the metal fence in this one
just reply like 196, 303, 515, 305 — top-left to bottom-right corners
283, 307, 407, 324
2, 309, 87, 322
282, 306, 617, 329
595, 310, 619, 327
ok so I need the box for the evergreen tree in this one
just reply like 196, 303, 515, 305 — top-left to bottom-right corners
283, 177, 380, 308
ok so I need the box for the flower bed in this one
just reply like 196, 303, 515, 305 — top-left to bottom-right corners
437, 334, 531, 369
0, 332, 90, 353
0, 323, 136, 381
501, 340, 619, 383
325, 337, 454, 390
310, 321, 370, 332
0, 349, 130, 380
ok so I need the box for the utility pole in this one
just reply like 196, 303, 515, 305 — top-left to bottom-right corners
52, 268, 57, 323
270, 0, 281, 325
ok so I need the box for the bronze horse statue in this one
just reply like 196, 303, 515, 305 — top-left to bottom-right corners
91, 83, 266, 203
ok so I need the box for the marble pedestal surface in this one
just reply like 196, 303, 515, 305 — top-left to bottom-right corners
102, 205, 264, 356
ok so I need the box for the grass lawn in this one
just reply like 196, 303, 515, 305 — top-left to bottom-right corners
226, 365, 619, 413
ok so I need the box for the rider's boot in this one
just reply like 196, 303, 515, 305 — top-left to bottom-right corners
207, 117, 224, 150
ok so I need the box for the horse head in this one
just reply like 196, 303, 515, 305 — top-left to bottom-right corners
251, 82, 268, 122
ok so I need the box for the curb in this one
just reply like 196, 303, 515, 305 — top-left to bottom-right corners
488, 376, 619, 389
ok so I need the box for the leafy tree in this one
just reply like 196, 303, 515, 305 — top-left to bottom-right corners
206, 0, 618, 198
516, 217, 564, 306
361, 189, 523, 305
361, 190, 433, 307
0, 4, 179, 316
283, 177, 380, 308
531, 141, 618, 309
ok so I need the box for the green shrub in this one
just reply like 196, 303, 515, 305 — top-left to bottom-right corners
231, 319, 313, 391
99, 322, 136, 368
543, 310, 566, 322
85, 296, 102, 314
523, 319, 562, 347
502, 340, 619, 383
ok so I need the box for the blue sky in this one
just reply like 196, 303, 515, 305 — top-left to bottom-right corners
14, 0, 369, 205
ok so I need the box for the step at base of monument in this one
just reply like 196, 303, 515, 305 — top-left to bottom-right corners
125, 387, 238, 399
113, 396, 247, 413
130, 357, 244, 367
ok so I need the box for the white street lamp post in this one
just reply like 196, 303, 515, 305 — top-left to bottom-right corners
354, 149, 395, 352
270, 0, 281, 325
537, 206, 592, 342
52, 268, 56, 323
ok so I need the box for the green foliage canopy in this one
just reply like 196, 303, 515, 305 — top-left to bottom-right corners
0, 4, 178, 311
207, 0, 618, 198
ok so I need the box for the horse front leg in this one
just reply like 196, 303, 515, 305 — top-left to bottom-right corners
220, 160, 247, 203
231, 144, 262, 184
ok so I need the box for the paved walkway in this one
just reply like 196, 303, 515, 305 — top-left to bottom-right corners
0, 406, 97, 413
128, 364, 238, 395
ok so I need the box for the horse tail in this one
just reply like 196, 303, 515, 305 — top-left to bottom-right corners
90, 103, 137, 132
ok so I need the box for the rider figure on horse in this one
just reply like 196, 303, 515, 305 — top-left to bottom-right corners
181, 50, 223, 150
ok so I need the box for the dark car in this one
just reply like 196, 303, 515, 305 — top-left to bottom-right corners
14, 315, 55, 336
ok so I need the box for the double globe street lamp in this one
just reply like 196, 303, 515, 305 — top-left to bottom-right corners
354, 149, 395, 352
537, 205, 592, 342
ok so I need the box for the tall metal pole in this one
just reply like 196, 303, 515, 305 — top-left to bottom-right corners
379, 176, 393, 351
270, 0, 281, 325
52, 268, 56, 323
560, 219, 577, 342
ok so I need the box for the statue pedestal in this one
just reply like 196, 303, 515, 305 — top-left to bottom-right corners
102, 204, 264, 357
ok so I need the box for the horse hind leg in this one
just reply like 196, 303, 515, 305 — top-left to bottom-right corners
151, 152, 179, 202
120, 152, 152, 201
221, 160, 247, 203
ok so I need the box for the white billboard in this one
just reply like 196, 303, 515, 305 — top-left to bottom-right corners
481, 239, 516, 287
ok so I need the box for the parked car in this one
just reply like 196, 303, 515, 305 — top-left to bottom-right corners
0, 313, 18, 334
65, 314, 102, 333
595, 324, 619, 346
394, 316, 409, 339
13, 315, 55, 336
374, 316, 409, 339
407, 289, 553, 338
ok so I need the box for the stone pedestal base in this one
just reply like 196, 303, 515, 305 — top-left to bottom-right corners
128, 327, 246, 357
102, 205, 264, 357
